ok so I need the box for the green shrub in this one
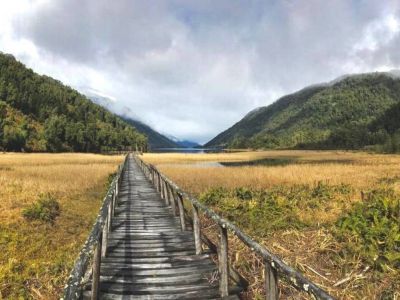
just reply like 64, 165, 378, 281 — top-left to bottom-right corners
234, 187, 253, 200
22, 194, 60, 223
337, 188, 400, 270
105, 171, 117, 189
199, 183, 355, 236
199, 187, 305, 236
200, 187, 227, 206
311, 181, 334, 199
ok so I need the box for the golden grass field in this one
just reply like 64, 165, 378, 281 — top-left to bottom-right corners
143, 150, 400, 192
143, 150, 400, 300
0, 153, 123, 299
0, 151, 398, 299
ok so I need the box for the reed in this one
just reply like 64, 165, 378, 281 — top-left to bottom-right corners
0, 153, 123, 299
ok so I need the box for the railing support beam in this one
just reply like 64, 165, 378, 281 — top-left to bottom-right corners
91, 233, 102, 300
192, 204, 202, 255
265, 262, 279, 300
157, 172, 161, 192
219, 225, 229, 297
163, 180, 169, 205
167, 183, 177, 216
177, 194, 186, 231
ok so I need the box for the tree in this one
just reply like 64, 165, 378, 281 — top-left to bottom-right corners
3, 125, 26, 151
44, 115, 67, 152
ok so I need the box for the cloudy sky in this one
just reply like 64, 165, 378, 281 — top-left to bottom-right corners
1, 0, 400, 143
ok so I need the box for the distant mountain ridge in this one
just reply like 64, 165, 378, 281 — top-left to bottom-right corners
176, 140, 201, 148
122, 118, 181, 149
206, 72, 400, 152
164, 134, 201, 148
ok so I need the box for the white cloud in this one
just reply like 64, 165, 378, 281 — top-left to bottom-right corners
0, 0, 399, 143
353, 14, 400, 52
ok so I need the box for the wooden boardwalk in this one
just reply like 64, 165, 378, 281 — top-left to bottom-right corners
83, 155, 240, 299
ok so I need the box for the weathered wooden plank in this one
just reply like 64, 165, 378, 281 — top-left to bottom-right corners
98, 265, 217, 276
105, 250, 197, 258
98, 260, 215, 270
105, 242, 196, 249
102, 254, 211, 264
106, 245, 196, 253
97, 274, 216, 284
85, 281, 219, 293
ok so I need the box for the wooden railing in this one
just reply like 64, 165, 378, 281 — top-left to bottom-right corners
62, 154, 128, 300
134, 154, 335, 300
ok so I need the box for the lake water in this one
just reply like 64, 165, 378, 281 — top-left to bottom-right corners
151, 148, 224, 154
161, 161, 224, 168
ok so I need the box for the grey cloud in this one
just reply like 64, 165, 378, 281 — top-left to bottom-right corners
9, 0, 400, 143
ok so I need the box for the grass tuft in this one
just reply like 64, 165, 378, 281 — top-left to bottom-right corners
22, 193, 60, 223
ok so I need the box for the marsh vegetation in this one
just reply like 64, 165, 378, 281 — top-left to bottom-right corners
143, 150, 400, 299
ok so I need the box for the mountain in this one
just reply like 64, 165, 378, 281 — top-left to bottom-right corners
122, 118, 180, 149
206, 72, 400, 152
176, 140, 201, 148
86, 94, 184, 150
0, 52, 147, 152
84, 89, 116, 110
164, 134, 201, 148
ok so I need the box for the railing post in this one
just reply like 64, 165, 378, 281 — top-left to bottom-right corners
192, 204, 202, 255
112, 191, 116, 217
160, 177, 165, 200
108, 199, 113, 231
116, 176, 119, 197
101, 211, 109, 257
219, 225, 229, 297
177, 194, 186, 231
157, 172, 161, 192
167, 184, 177, 216
91, 232, 102, 300
265, 262, 279, 300
109, 194, 114, 228
163, 180, 169, 206
154, 170, 158, 189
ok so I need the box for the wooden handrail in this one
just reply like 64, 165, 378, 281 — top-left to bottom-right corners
62, 154, 128, 300
134, 154, 335, 300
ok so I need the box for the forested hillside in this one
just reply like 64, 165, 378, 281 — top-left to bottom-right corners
123, 117, 180, 149
206, 73, 400, 152
0, 53, 147, 152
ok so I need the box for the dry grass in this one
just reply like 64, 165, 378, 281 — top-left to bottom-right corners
143, 150, 400, 299
0, 153, 123, 299
144, 150, 400, 193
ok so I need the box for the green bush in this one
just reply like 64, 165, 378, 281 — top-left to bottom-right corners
22, 194, 60, 223
199, 187, 305, 236
337, 188, 400, 270
105, 171, 117, 189
200, 187, 227, 206
234, 187, 253, 200
311, 181, 334, 199
199, 183, 355, 236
